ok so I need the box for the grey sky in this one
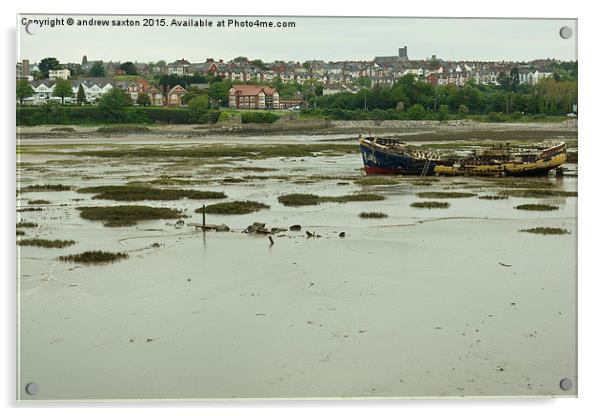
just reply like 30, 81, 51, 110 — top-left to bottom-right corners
18, 15, 577, 64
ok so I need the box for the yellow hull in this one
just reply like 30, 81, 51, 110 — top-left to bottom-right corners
435, 153, 567, 176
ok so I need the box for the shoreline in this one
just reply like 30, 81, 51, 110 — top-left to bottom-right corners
16, 119, 578, 142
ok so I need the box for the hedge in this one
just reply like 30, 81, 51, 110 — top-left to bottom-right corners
16, 105, 221, 126
240, 111, 280, 124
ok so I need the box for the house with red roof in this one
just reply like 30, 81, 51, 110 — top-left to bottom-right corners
228, 84, 279, 110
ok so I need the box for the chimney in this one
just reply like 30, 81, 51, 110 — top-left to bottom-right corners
22, 59, 30, 76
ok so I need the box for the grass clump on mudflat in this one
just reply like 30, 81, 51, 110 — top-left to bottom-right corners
17, 238, 76, 248
16, 230, 25, 236
28, 199, 50, 205
278, 193, 321, 206
520, 227, 570, 235
77, 185, 226, 201
78, 205, 182, 227
20, 184, 71, 192
411, 201, 450, 209
355, 177, 398, 186
16, 221, 37, 228
515, 204, 559, 211
359, 212, 388, 218
198, 201, 270, 215
59, 250, 129, 264
478, 195, 509, 200
499, 189, 577, 198
416, 192, 476, 199
278, 193, 385, 206
321, 193, 385, 203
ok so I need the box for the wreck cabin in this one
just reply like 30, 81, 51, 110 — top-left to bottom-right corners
146, 86, 164, 106
228, 84, 279, 110
167, 85, 188, 107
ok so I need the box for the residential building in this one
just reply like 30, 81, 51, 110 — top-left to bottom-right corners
166, 85, 187, 107
49, 69, 71, 80
146, 86, 164, 106
228, 84, 279, 110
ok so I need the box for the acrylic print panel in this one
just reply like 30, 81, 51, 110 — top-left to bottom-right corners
16, 15, 577, 400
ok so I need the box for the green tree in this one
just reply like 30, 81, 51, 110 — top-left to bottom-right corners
90, 62, 106, 77
98, 88, 129, 121
354, 76, 372, 89
437, 104, 449, 121
207, 82, 230, 106
188, 95, 209, 119
136, 92, 151, 106
120, 61, 139, 75
407, 104, 427, 120
39, 57, 60, 78
76, 84, 86, 105
16, 79, 34, 104
53, 79, 73, 104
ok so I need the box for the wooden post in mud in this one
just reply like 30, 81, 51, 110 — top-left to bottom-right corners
202, 205, 206, 231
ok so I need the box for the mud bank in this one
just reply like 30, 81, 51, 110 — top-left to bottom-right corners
17, 119, 577, 141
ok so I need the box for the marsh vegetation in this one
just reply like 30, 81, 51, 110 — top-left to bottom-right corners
410, 201, 451, 209
278, 193, 385, 206
77, 185, 226, 201
17, 238, 76, 248
198, 201, 270, 215
59, 250, 129, 264
78, 205, 182, 227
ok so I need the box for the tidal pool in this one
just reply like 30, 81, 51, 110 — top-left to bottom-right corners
16, 136, 577, 400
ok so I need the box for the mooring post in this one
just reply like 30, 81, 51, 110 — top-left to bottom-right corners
202, 204, 206, 231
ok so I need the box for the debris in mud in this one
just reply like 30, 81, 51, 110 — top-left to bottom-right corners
305, 231, 321, 238
244, 222, 271, 234
499, 262, 512, 267
188, 222, 230, 232
58, 250, 129, 264
50, 127, 76, 132
289, 224, 302, 231
199, 201, 269, 215
339, 232, 346, 238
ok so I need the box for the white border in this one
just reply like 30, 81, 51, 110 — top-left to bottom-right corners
3, 1, 599, 414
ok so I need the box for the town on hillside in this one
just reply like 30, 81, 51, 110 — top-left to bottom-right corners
15, 47, 577, 118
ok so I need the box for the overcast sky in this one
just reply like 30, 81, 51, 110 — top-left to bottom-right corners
17, 15, 577, 64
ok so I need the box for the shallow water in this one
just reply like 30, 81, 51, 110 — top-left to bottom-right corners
17, 137, 577, 400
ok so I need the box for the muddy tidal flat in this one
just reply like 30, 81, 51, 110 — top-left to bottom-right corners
17, 133, 577, 400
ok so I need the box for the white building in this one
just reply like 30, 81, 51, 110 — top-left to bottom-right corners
48, 69, 71, 80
